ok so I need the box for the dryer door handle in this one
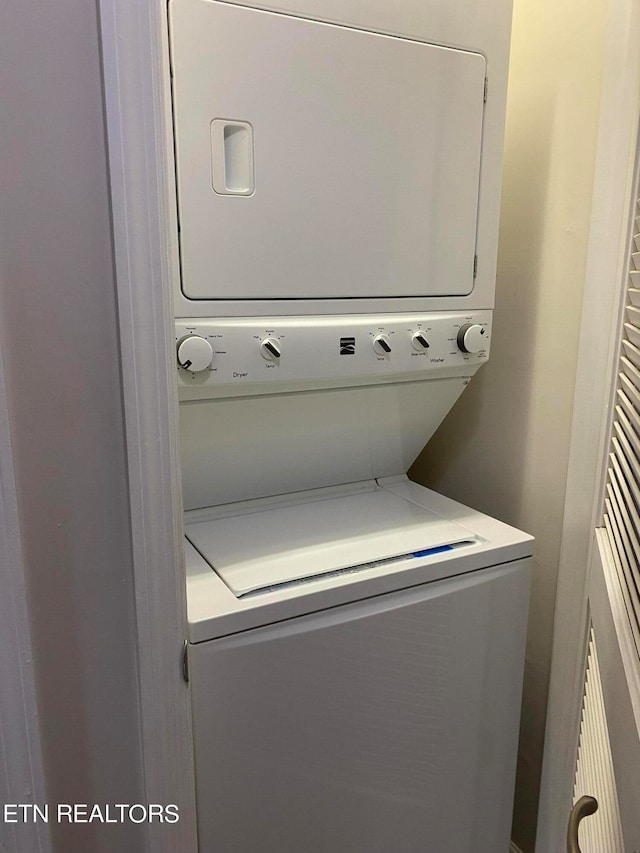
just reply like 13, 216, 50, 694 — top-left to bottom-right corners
211, 120, 254, 196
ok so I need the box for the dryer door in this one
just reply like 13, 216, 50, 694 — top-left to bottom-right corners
170, 0, 486, 303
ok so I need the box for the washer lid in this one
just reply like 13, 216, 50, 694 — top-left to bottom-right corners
184, 488, 477, 597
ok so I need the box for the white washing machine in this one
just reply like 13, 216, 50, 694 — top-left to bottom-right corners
165, 1, 530, 850
184, 476, 531, 853
175, 315, 534, 853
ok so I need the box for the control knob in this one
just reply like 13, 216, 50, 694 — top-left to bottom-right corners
373, 334, 392, 355
260, 338, 281, 361
457, 324, 487, 354
177, 335, 213, 372
411, 332, 430, 352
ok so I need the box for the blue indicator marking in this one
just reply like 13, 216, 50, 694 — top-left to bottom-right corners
412, 544, 454, 558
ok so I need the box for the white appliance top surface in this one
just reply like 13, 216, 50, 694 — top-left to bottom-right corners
184, 477, 534, 642
185, 487, 477, 597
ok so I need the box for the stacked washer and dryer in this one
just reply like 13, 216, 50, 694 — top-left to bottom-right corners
167, 1, 533, 851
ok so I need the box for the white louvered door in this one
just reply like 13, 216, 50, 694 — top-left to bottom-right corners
575, 168, 640, 853
603, 192, 640, 642
573, 631, 625, 852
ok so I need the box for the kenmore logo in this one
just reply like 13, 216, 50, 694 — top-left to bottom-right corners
340, 337, 356, 355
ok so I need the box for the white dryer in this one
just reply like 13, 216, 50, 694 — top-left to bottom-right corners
168, 0, 513, 318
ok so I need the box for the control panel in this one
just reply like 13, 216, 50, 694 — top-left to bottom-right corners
175, 312, 491, 396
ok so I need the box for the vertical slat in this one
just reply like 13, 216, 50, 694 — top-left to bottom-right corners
610, 448, 640, 526
615, 412, 640, 470
620, 372, 640, 409
607, 472, 640, 567
616, 390, 640, 433
573, 629, 625, 852
604, 180, 640, 643
603, 506, 640, 655
590, 637, 623, 849
622, 353, 640, 389
605, 483, 640, 650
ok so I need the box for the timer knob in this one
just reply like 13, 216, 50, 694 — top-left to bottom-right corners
177, 335, 213, 372
457, 324, 487, 354
373, 334, 392, 355
411, 332, 430, 351
260, 338, 281, 360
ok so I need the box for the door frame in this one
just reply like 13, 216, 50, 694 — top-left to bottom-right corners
535, 0, 640, 849
97, 0, 198, 849
0, 2, 198, 848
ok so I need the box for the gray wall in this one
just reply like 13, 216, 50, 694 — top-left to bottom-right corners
411, 0, 609, 849
0, 2, 145, 851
